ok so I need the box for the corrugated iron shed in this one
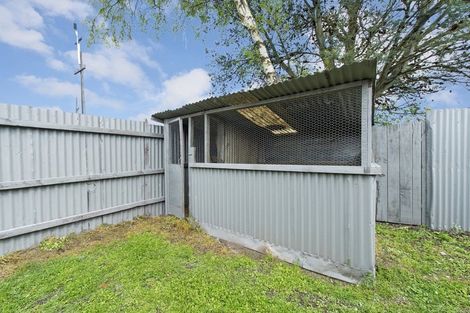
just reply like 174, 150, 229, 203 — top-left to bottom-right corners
152, 60, 376, 121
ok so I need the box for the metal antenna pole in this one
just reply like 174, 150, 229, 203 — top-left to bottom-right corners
73, 23, 86, 114
79, 51, 85, 114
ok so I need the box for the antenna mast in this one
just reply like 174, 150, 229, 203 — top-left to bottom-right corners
73, 23, 86, 114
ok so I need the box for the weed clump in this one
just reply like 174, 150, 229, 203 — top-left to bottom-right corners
39, 236, 68, 252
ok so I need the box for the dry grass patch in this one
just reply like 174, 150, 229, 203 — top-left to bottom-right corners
0, 216, 228, 279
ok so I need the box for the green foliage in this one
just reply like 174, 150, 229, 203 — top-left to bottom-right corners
373, 103, 428, 125
39, 236, 69, 252
1, 219, 469, 312
89, 0, 470, 119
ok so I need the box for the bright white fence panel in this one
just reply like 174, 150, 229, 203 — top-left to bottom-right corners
0, 104, 164, 255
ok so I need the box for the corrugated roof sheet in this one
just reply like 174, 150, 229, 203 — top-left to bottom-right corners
152, 60, 376, 121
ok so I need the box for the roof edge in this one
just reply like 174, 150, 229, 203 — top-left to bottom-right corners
153, 59, 376, 121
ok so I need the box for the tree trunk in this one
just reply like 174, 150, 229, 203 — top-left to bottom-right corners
234, 0, 278, 84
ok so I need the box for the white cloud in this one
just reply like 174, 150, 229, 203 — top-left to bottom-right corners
1, 0, 165, 109
30, 0, 92, 20
0, 2, 51, 55
86, 92, 124, 110
129, 113, 162, 125
130, 113, 151, 122
0, 0, 92, 60
120, 41, 163, 72
130, 68, 212, 121
16, 74, 124, 110
17, 74, 75, 96
2, 0, 202, 120
66, 43, 159, 94
64, 41, 165, 96
158, 68, 211, 110
427, 90, 461, 107
46, 58, 69, 71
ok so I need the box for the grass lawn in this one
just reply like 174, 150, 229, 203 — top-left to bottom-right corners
0, 217, 469, 312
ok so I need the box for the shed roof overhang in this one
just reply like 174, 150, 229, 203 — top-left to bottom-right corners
152, 60, 376, 122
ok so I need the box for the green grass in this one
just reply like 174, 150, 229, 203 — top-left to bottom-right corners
0, 217, 469, 312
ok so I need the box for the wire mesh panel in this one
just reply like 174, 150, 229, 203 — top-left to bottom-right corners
191, 115, 205, 163
201, 86, 362, 166
169, 121, 180, 164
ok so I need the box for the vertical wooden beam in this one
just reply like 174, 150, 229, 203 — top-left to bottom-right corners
178, 118, 185, 215
204, 114, 210, 163
163, 120, 169, 215
179, 118, 184, 165
399, 123, 413, 224
188, 117, 193, 148
143, 120, 150, 214
423, 115, 431, 227
373, 125, 388, 222
387, 125, 400, 223
187, 117, 193, 216
412, 122, 423, 225
188, 117, 193, 163
361, 80, 373, 168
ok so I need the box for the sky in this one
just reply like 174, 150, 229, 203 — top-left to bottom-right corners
0, 0, 468, 122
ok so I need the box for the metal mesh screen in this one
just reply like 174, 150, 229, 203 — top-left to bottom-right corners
192, 115, 205, 162
169, 121, 180, 164
203, 86, 363, 166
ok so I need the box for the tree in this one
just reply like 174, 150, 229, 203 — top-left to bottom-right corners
233, 0, 278, 84
89, 0, 470, 116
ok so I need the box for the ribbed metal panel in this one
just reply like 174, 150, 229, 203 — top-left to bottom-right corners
189, 167, 376, 278
428, 109, 470, 231
153, 60, 376, 120
0, 104, 164, 255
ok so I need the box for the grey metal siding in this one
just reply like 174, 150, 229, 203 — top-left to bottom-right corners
189, 167, 376, 279
428, 109, 470, 231
0, 104, 164, 255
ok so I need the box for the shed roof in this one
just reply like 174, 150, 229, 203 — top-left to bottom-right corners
152, 60, 376, 121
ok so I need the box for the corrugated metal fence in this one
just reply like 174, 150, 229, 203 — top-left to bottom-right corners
1, 105, 468, 256
373, 108, 470, 231
0, 104, 164, 255
428, 109, 469, 231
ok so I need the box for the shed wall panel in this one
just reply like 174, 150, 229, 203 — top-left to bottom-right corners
189, 167, 376, 280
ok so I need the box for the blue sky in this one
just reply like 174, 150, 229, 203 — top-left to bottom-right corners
0, 0, 468, 122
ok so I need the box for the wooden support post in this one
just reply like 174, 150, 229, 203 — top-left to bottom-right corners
204, 114, 210, 163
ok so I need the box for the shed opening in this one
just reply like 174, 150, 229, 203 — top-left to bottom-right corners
195, 84, 362, 166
